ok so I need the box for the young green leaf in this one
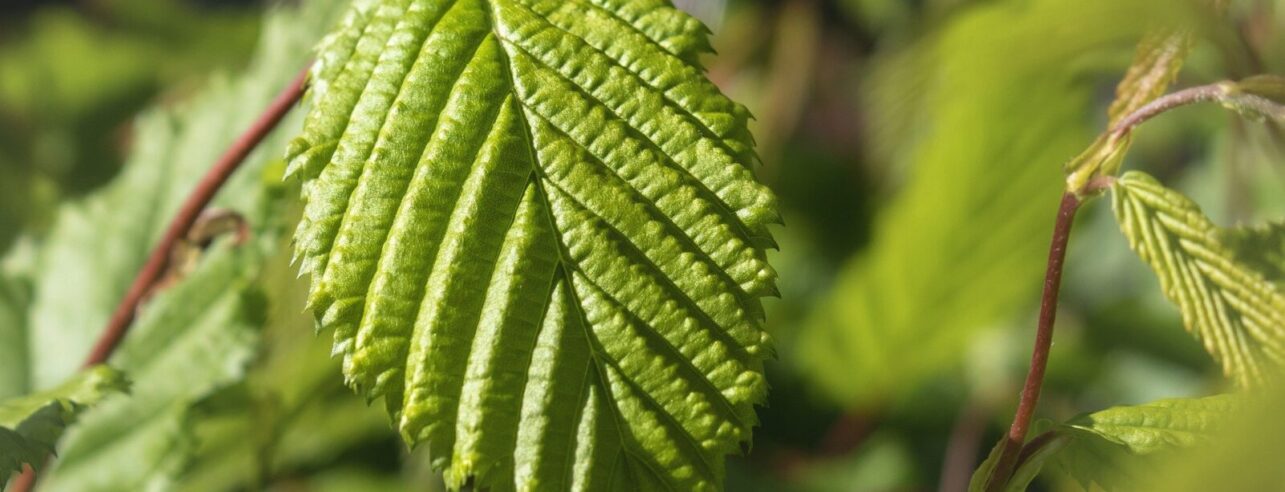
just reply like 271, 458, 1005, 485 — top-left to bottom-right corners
0, 365, 127, 485
1112, 171, 1285, 385
288, 0, 777, 489
978, 396, 1234, 491
1050, 395, 1233, 489
1063, 395, 1234, 453
1107, 31, 1191, 128
1067, 29, 1190, 194
1219, 221, 1285, 286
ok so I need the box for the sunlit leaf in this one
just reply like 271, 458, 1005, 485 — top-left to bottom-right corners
1107, 31, 1191, 128
1052, 395, 1234, 489
1112, 171, 1285, 385
289, 0, 778, 489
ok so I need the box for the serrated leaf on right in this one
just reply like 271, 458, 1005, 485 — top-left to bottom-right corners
1111, 170, 1285, 386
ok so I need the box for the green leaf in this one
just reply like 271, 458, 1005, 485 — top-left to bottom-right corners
1111, 171, 1285, 385
1107, 31, 1191, 128
288, 0, 778, 490
1051, 395, 1234, 489
1234, 75, 1285, 105
0, 1, 349, 489
0, 365, 127, 484
978, 396, 1233, 491
39, 245, 265, 492
1219, 221, 1285, 286
1067, 28, 1189, 196
1138, 387, 1285, 491
1063, 395, 1234, 453
798, 0, 1185, 407
966, 439, 1005, 492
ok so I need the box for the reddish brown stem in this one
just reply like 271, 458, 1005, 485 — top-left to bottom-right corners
1109, 83, 1229, 137
8, 65, 310, 492
983, 192, 1080, 492
81, 65, 310, 368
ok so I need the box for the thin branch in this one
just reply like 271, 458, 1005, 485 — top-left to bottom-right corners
983, 192, 1080, 492
81, 65, 310, 368
9, 64, 311, 492
1110, 82, 1229, 136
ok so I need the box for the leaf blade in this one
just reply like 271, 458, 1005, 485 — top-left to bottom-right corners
289, 0, 778, 489
1111, 171, 1285, 385
0, 366, 127, 485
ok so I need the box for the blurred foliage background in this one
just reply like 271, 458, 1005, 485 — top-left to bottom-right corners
0, 0, 1281, 490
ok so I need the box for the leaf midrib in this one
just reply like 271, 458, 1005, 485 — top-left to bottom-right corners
480, 0, 723, 484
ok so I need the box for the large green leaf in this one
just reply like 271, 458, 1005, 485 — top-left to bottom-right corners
288, 0, 778, 489
0, 366, 127, 485
1112, 171, 1285, 385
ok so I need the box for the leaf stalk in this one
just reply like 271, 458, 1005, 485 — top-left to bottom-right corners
983, 192, 1080, 492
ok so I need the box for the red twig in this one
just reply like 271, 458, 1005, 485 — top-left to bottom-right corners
983, 192, 1080, 492
81, 65, 310, 368
8, 64, 310, 492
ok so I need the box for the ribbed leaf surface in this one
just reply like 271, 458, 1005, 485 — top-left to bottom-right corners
973, 396, 1236, 491
1112, 171, 1285, 385
288, 1, 778, 489
1063, 395, 1234, 454
1051, 395, 1234, 490
1106, 31, 1190, 127
0, 366, 127, 485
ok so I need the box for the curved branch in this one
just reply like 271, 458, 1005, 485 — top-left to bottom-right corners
81, 65, 310, 367
10, 64, 311, 492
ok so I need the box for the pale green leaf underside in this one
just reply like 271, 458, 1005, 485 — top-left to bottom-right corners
0, 366, 127, 484
1050, 395, 1233, 490
287, 0, 778, 490
1064, 395, 1233, 454
1112, 171, 1285, 385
